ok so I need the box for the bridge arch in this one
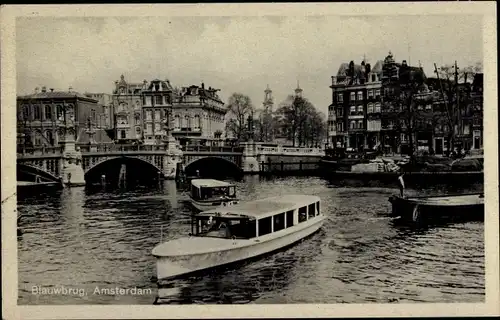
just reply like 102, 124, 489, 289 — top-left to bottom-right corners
84, 156, 164, 185
184, 156, 242, 179
17, 163, 60, 182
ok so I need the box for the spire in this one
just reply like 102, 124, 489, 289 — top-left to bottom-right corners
295, 80, 303, 97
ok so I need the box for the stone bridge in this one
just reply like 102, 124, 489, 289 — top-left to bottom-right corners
17, 141, 324, 186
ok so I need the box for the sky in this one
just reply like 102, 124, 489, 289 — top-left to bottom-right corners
16, 15, 483, 115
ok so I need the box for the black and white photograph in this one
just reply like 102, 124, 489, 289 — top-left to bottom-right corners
1, 2, 498, 319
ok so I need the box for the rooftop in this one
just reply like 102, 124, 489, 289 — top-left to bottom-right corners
18, 91, 97, 102
191, 179, 235, 188
201, 194, 321, 219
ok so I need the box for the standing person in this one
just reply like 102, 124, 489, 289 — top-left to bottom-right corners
397, 171, 406, 198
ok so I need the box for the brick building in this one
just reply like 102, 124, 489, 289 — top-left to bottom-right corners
17, 86, 100, 148
328, 59, 384, 151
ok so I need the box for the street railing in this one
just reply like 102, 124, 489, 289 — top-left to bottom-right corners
257, 145, 324, 156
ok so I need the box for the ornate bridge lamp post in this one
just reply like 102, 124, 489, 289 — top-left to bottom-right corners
161, 108, 183, 180
85, 116, 97, 152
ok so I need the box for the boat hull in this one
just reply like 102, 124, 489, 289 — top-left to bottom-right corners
389, 194, 484, 223
155, 216, 324, 282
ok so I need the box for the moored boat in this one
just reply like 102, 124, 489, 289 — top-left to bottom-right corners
189, 179, 239, 211
152, 194, 324, 282
389, 193, 484, 223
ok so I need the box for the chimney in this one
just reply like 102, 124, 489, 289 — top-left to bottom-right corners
68, 86, 73, 92
201, 82, 205, 89
331, 76, 337, 85
41, 86, 47, 93
50, 88, 54, 92
34, 87, 40, 94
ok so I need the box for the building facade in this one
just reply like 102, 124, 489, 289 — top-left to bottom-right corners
17, 86, 99, 148
173, 83, 226, 146
110, 76, 227, 146
328, 59, 383, 151
111, 75, 145, 142
84, 92, 113, 129
470, 73, 483, 150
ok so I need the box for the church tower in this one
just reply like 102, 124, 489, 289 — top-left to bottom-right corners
263, 84, 274, 113
294, 80, 303, 98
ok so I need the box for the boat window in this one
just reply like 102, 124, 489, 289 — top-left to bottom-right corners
286, 210, 294, 228
196, 216, 254, 239
316, 202, 320, 216
191, 185, 200, 199
298, 206, 307, 223
273, 213, 285, 232
258, 217, 272, 236
200, 186, 230, 200
308, 203, 315, 219
228, 186, 236, 197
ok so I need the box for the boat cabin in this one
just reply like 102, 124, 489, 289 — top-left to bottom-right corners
190, 179, 237, 201
190, 195, 321, 240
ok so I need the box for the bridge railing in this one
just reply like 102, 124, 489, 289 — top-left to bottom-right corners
181, 145, 244, 153
257, 145, 324, 156
77, 144, 169, 153
17, 146, 63, 155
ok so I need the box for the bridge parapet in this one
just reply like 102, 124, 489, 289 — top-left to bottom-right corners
257, 145, 324, 157
17, 146, 63, 158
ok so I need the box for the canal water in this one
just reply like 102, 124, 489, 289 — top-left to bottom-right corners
17, 176, 484, 304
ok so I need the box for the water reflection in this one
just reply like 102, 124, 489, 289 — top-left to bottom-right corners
17, 176, 484, 305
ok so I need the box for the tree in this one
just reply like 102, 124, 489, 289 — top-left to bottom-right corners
434, 62, 482, 154
390, 63, 427, 157
225, 93, 254, 142
276, 95, 322, 147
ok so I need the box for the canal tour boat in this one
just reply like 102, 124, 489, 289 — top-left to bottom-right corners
189, 179, 239, 211
152, 194, 324, 282
389, 192, 484, 223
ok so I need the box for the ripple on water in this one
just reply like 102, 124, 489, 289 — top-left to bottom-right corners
17, 177, 485, 304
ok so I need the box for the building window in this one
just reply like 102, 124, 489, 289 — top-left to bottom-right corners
336, 122, 343, 132
33, 105, 41, 120
357, 120, 364, 129
357, 91, 363, 101
425, 104, 432, 111
120, 130, 126, 139
90, 109, 96, 122
185, 115, 191, 128
350, 121, 356, 129
350, 106, 356, 115
155, 110, 161, 121
350, 92, 355, 102
45, 131, 54, 145
195, 114, 201, 128
337, 107, 343, 117
357, 105, 363, 113
174, 115, 180, 128
146, 110, 152, 120
135, 114, 140, 125
146, 123, 153, 134
155, 96, 162, 105
368, 90, 373, 98
375, 89, 381, 98
44, 105, 52, 120
56, 105, 63, 120
337, 93, 343, 102
372, 74, 376, 82
375, 103, 381, 113
367, 103, 374, 113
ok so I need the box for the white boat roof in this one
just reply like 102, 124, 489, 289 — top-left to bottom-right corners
199, 194, 320, 219
191, 179, 234, 188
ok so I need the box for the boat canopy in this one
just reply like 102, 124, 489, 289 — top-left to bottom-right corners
199, 194, 320, 220
191, 179, 234, 188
